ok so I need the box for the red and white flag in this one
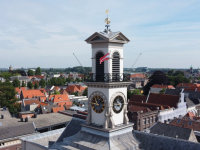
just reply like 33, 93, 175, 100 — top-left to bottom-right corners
100, 53, 110, 64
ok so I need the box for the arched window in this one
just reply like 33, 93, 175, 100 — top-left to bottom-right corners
112, 52, 120, 74
96, 52, 104, 81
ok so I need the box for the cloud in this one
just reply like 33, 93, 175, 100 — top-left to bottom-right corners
0, 0, 200, 68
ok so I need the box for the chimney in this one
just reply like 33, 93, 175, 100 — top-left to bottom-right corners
176, 135, 178, 139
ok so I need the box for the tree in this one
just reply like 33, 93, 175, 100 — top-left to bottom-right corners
72, 91, 78, 96
12, 78, 20, 87
53, 91, 60, 95
27, 81, 33, 89
75, 78, 80, 82
13, 73, 21, 76
127, 89, 142, 99
173, 71, 184, 76
83, 88, 88, 96
35, 67, 41, 75
0, 80, 20, 115
143, 71, 168, 95
66, 77, 72, 83
34, 82, 39, 89
50, 77, 57, 85
0, 72, 12, 79
22, 81, 26, 87
39, 79, 46, 88
28, 69, 35, 76
159, 88, 166, 94
56, 77, 63, 86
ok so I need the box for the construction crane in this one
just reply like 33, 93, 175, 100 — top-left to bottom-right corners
73, 53, 86, 73
131, 53, 142, 69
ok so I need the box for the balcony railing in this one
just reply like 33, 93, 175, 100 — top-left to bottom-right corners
83, 73, 131, 82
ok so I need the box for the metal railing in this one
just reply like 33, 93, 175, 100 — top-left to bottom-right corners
83, 73, 131, 82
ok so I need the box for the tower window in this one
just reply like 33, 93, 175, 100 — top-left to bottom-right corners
96, 52, 104, 81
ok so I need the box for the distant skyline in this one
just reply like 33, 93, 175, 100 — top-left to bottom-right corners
0, 0, 200, 68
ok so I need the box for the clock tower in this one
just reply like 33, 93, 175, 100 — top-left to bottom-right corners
84, 12, 131, 129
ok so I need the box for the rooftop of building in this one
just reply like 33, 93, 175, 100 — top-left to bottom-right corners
0, 108, 72, 130
149, 122, 193, 141
151, 84, 175, 89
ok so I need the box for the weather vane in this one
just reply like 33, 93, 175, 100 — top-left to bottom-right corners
105, 9, 111, 31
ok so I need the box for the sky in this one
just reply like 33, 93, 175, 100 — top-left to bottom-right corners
0, 0, 200, 69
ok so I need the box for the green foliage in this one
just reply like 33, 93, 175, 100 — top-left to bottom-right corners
22, 81, 26, 87
13, 73, 21, 76
35, 67, 41, 75
34, 82, 39, 89
173, 71, 184, 76
83, 88, 88, 97
0, 72, 12, 79
66, 77, 72, 83
0, 81, 20, 115
53, 91, 60, 95
27, 81, 33, 89
167, 73, 190, 87
65, 66, 91, 74
28, 69, 35, 76
39, 79, 46, 88
143, 71, 169, 95
48, 77, 66, 86
12, 78, 20, 87
127, 89, 142, 99
75, 78, 81, 82
197, 77, 200, 80
167, 70, 175, 76
72, 91, 78, 96
159, 88, 166, 94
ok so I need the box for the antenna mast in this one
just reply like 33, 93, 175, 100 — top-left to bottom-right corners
131, 53, 142, 69
73, 53, 86, 73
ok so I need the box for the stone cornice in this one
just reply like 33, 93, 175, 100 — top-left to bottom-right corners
84, 82, 131, 88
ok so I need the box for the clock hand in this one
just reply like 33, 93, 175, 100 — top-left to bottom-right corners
92, 102, 99, 106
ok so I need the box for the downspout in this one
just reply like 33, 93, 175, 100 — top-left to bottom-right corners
146, 91, 150, 103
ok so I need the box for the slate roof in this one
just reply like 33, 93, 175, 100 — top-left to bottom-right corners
128, 105, 152, 113
0, 123, 35, 140
56, 118, 85, 143
185, 98, 197, 108
10, 76, 30, 81
134, 130, 200, 150
150, 122, 192, 140
184, 91, 200, 99
165, 89, 182, 96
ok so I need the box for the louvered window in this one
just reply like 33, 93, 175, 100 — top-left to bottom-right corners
96, 52, 104, 81
112, 52, 120, 74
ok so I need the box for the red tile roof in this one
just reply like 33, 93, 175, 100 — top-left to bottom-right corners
176, 83, 199, 88
66, 85, 86, 93
152, 84, 175, 89
128, 105, 152, 113
53, 86, 60, 91
39, 88, 47, 93
48, 94, 70, 103
52, 106, 65, 113
128, 101, 169, 110
184, 112, 195, 120
15, 87, 26, 94
130, 74, 146, 78
32, 81, 39, 85
24, 99, 40, 106
147, 93, 179, 108
22, 90, 45, 99
169, 118, 200, 131
34, 75, 45, 79
129, 95, 147, 103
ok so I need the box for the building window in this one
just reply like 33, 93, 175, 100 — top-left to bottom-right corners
138, 119, 140, 125
147, 118, 150, 124
151, 116, 153, 123
143, 118, 146, 125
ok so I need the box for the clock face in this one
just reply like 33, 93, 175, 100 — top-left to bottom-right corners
91, 95, 105, 113
113, 96, 124, 114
